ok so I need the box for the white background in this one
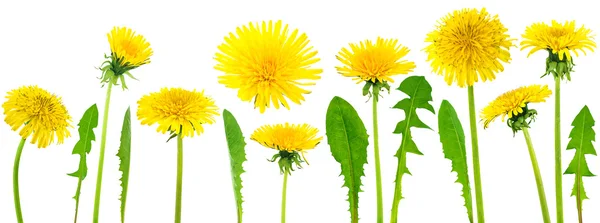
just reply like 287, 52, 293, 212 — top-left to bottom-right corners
1, 0, 599, 222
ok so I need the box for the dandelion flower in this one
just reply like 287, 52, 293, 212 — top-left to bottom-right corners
3, 85, 72, 148
251, 123, 322, 153
335, 37, 416, 87
137, 87, 219, 138
101, 26, 153, 89
214, 20, 323, 113
425, 8, 514, 87
481, 84, 551, 129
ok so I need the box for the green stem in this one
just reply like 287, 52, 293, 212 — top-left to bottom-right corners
468, 86, 485, 223
554, 78, 563, 223
13, 138, 26, 223
281, 168, 289, 223
372, 89, 384, 223
522, 128, 551, 223
93, 82, 114, 223
73, 176, 83, 223
390, 106, 414, 223
175, 134, 184, 223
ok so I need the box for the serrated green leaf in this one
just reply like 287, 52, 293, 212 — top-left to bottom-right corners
223, 109, 247, 223
564, 105, 596, 222
68, 104, 99, 223
117, 107, 131, 223
325, 96, 369, 223
390, 76, 434, 222
438, 100, 473, 223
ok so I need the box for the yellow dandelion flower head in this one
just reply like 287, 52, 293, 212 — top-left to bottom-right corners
521, 20, 596, 61
214, 20, 323, 113
251, 123, 322, 153
481, 84, 551, 128
137, 87, 219, 138
425, 8, 514, 87
336, 37, 416, 84
3, 86, 72, 148
107, 26, 153, 69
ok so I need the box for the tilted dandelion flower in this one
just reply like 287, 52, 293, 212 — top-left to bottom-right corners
3, 85, 72, 148
425, 8, 514, 87
214, 20, 323, 113
481, 84, 551, 129
335, 37, 416, 92
521, 20, 596, 80
137, 87, 219, 138
101, 26, 153, 89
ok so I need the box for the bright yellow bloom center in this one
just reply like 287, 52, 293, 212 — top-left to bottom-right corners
107, 26, 153, 68
3, 86, 72, 148
214, 20, 323, 113
425, 8, 513, 87
251, 123, 322, 152
481, 85, 552, 128
521, 20, 596, 61
336, 37, 416, 84
137, 88, 219, 138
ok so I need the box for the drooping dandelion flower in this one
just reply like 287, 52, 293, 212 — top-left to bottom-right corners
214, 20, 323, 113
137, 87, 219, 138
3, 85, 72, 223
425, 8, 514, 87
251, 123, 322, 223
136, 87, 218, 223
481, 85, 553, 223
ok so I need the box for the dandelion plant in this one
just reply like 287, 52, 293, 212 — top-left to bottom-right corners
335, 37, 416, 223
3, 86, 73, 223
520, 20, 596, 223
425, 8, 514, 223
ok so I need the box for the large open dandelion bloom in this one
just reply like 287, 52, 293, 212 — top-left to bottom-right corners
425, 8, 513, 87
214, 20, 323, 113
251, 123, 322, 152
3, 86, 72, 148
137, 88, 219, 138
107, 26, 153, 70
521, 20, 596, 61
481, 85, 551, 128
336, 37, 416, 85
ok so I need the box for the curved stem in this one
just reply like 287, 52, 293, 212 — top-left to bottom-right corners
554, 78, 563, 223
73, 176, 83, 223
13, 138, 26, 223
372, 89, 384, 223
175, 134, 184, 223
523, 128, 551, 223
468, 86, 485, 223
281, 168, 289, 223
93, 82, 114, 223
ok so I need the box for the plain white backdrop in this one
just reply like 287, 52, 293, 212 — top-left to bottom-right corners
1, 0, 599, 222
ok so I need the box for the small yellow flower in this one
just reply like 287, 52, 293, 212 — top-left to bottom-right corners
214, 20, 322, 113
425, 8, 514, 87
107, 26, 153, 69
3, 86, 72, 148
481, 85, 552, 128
137, 88, 219, 138
521, 20, 596, 61
335, 37, 416, 84
251, 123, 322, 153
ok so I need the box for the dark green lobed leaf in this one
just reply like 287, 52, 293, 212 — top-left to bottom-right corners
68, 104, 99, 197
223, 109, 248, 223
564, 106, 596, 203
117, 107, 132, 223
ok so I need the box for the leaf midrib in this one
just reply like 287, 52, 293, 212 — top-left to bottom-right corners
334, 102, 359, 214
575, 111, 587, 216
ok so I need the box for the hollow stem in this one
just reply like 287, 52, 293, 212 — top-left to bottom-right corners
372, 89, 384, 223
93, 82, 114, 223
13, 138, 26, 223
468, 86, 485, 223
281, 168, 289, 223
175, 134, 184, 223
554, 78, 563, 223
522, 128, 551, 223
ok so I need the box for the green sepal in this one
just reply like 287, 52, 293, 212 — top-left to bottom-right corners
543, 50, 575, 81
268, 150, 305, 175
98, 53, 141, 90
506, 104, 538, 135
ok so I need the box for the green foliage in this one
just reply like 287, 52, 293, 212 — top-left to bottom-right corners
390, 76, 434, 221
438, 100, 473, 223
325, 96, 369, 223
564, 105, 596, 222
117, 107, 132, 223
223, 109, 247, 223
68, 104, 99, 222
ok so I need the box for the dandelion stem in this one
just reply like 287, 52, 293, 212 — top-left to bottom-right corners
73, 174, 83, 223
554, 78, 564, 223
281, 168, 289, 223
13, 138, 26, 223
175, 134, 184, 223
372, 89, 384, 223
522, 128, 551, 223
468, 86, 485, 223
93, 81, 114, 223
